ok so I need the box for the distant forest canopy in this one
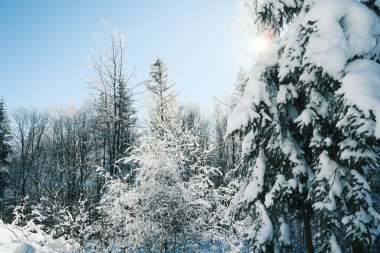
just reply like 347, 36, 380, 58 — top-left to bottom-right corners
1, 0, 380, 252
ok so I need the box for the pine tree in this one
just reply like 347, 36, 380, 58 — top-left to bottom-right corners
232, 67, 249, 108
95, 59, 221, 252
89, 28, 138, 176
228, 0, 380, 252
146, 58, 179, 136
0, 97, 11, 214
0, 98, 11, 169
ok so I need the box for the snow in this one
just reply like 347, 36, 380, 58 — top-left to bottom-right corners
340, 148, 378, 163
342, 207, 379, 242
295, 108, 317, 128
245, 201, 273, 246
13, 242, 38, 253
339, 138, 379, 162
226, 37, 279, 135
316, 152, 339, 182
292, 164, 306, 176
339, 136, 378, 163
256, 0, 300, 29
357, 120, 376, 136
0, 224, 21, 252
304, 0, 379, 77
338, 59, 380, 138
310, 129, 323, 148
293, 89, 329, 128
309, 89, 329, 118
369, 207, 380, 240
329, 234, 342, 253
264, 174, 286, 207
278, 217, 291, 246
230, 0, 380, 249
338, 138, 357, 150
288, 178, 297, 190
313, 152, 344, 211
229, 0, 380, 160
342, 2, 379, 57
255, 202, 273, 246
0, 221, 79, 253
241, 156, 266, 203
282, 138, 304, 164
279, 0, 380, 83
351, 169, 371, 195
241, 131, 255, 156
304, 16, 347, 77
191, 199, 213, 209
277, 84, 298, 104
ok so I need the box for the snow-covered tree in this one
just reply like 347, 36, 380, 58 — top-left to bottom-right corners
0, 98, 11, 169
146, 58, 179, 136
95, 59, 222, 252
0, 98, 11, 215
11, 108, 48, 201
180, 103, 212, 161
89, 28, 138, 176
227, 0, 380, 252
212, 67, 248, 183
232, 68, 249, 108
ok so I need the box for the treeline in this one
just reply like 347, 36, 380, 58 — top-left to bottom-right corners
1, 0, 380, 251
0, 30, 138, 220
0, 30, 244, 251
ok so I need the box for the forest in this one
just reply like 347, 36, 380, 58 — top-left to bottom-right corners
1, 0, 380, 252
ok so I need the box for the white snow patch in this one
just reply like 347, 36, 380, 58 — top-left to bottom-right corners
330, 234, 342, 253
282, 138, 303, 164
0, 221, 79, 253
338, 59, 380, 138
292, 164, 306, 176
278, 217, 291, 246
227, 38, 279, 135
264, 174, 286, 207
313, 152, 344, 211
295, 108, 317, 127
246, 201, 273, 245
241, 156, 266, 203
304, 0, 379, 77
241, 131, 255, 156
277, 84, 298, 104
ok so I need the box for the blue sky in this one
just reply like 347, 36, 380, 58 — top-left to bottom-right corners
0, 0, 241, 112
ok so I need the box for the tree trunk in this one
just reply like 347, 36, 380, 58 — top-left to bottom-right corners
0, 189, 4, 218
352, 240, 364, 253
232, 136, 236, 169
303, 207, 314, 253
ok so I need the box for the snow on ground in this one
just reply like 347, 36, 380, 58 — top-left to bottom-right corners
0, 220, 79, 253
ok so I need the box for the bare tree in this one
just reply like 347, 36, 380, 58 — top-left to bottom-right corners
10, 108, 48, 203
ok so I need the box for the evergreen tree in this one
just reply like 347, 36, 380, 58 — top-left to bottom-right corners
0, 97, 11, 214
94, 59, 223, 252
89, 28, 138, 176
232, 67, 249, 108
0, 98, 11, 169
146, 58, 179, 136
228, 0, 380, 252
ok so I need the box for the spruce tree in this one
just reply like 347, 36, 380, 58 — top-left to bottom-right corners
89, 29, 138, 176
146, 58, 179, 136
228, 0, 380, 252
0, 97, 11, 169
95, 59, 221, 252
0, 97, 11, 214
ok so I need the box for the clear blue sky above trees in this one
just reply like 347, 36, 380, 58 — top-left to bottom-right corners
0, 0, 241, 111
